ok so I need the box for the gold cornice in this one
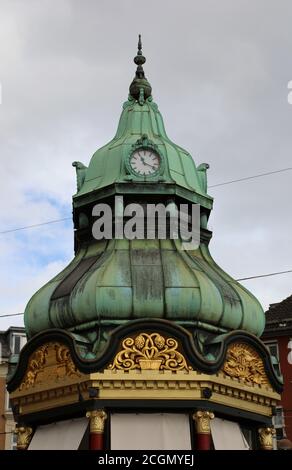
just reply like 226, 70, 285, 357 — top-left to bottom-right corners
108, 333, 191, 372
10, 368, 280, 418
223, 343, 269, 385
90, 369, 279, 416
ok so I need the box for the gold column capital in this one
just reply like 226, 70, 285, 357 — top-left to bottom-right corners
192, 410, 215, 434
86, 409, 107, 434
15, 426, 33, 450
258, 427, 276, 450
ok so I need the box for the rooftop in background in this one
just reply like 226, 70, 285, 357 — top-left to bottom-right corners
0, 326, 26, 335
0, 326, 26, 360
264, 295, 292, 335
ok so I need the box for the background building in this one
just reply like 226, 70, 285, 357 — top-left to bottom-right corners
263, 295, 292, 448
0, 326, 26, 450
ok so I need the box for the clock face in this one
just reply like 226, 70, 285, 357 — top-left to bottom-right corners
129, 148, 160, 176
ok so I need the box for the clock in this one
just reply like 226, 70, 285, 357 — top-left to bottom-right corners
129, 148, 161, 176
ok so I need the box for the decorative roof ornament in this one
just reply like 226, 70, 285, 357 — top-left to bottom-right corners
108, 332, 192, 372
129, 34, 152, 103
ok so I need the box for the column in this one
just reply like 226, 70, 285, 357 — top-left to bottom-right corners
192, 411, 214, 450
258, 427, 276, 450
86, 409, 108, 450
15, 426, 33, 450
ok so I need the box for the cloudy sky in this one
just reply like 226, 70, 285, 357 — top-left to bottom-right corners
0, 0, 292, 331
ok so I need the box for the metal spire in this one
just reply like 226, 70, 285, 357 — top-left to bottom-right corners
129, 34, 152, 102
134, 34, 146, 79
137, 34, 142, 55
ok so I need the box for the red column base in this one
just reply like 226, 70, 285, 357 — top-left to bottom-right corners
196, 433, 211, 450
89, 433, 104, 450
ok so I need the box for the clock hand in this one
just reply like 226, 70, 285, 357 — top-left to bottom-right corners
145, 159, 157, 170
140, 156, 154, 168
144, 161, 156, 170
139, 155, 156, 171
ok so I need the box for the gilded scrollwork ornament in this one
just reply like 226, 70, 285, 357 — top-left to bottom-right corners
55, 344, 81, 378
19, 342, 81, 390
108, 332, 191, 371
192, 411, 215, 434
223, 343, 269, 386
20, 344, 49, 390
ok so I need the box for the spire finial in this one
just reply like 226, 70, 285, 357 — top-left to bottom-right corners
133, 33, 146, 77
129, 34, 152, 103
138, 34, 142, 55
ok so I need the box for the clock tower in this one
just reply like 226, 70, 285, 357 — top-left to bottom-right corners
8, 36, 282, 451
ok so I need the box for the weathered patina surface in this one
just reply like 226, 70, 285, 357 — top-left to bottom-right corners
24, 37, 265, 352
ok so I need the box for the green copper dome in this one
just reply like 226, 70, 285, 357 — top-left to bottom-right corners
24, 38, 265, 350
74, 96, 212, 208
72, 35, 212, 209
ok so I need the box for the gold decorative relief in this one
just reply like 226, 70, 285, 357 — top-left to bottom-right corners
15, 426, 33, 450
258, 427, 276, 450
86, 410, 108, 434
192, 410, 214, 434
20, 342, 81, 390
55, 344, 81, 379
20, 344, 49, 389
223, 343, 269, 385
108, 332, 191, 371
